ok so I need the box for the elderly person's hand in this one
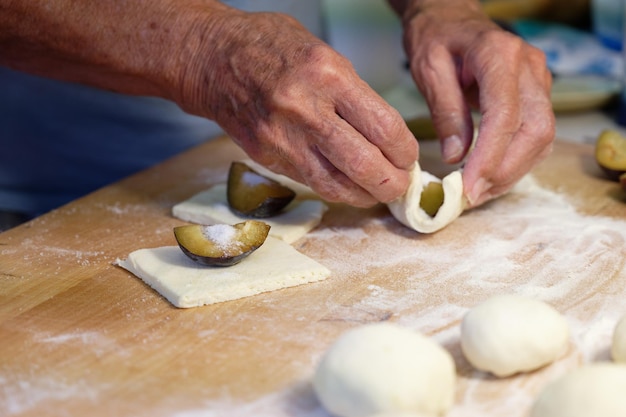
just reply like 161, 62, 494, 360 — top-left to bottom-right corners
389, 0, 555, 207
177, 8, 419, 207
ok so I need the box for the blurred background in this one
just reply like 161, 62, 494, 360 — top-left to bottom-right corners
322, 0, 625, 143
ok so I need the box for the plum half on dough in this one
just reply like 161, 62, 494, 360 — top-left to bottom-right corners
174, 220, 271, 267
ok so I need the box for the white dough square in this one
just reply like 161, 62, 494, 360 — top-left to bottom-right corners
172, 184, 327, 244
117, 236, 331, 308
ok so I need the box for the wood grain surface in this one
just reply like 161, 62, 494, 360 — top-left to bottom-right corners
1, 136, 626, 417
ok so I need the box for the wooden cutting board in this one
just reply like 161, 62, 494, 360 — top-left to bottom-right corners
1, 136, 626, 417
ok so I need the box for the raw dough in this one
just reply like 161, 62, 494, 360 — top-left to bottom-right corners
313, 322, 456, 417
172, 184, 327, 244
530, 363, 626, 417
460, 294, 569, 377
387, 164, 464, 234
116, 236, 331, 308
611, 314, 626, 362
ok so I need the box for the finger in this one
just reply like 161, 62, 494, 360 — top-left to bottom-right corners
313, 113, 414, 204
466, 116, 554, 207
410, 43, 474, 164
305, 77, 420, 204
334, 79, 419, 171
254, 136, 380, 208
247, 114, 385, 207
302, 145, 380, 207
467, 74, 555, 206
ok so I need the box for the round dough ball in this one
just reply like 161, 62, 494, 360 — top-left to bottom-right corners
611, 314, 626, 363
313, 322, 456, 417
460, 294, 569, 377
530, 363, 626, 417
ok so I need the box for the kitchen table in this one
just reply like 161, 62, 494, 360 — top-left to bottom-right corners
1, 135, 626, 417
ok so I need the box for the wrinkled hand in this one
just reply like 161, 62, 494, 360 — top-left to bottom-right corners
176, 8, 418, 207
400, 1, 555, 207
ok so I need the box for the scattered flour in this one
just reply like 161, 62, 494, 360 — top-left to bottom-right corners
170, 381, 323, 417
168, 174, 626, 417
1, 375, 106, 416
4, 174, 626, 417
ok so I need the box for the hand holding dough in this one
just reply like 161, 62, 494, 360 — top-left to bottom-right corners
387, 164, 465, 234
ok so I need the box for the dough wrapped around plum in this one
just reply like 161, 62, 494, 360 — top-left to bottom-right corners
388, 164, 465, 234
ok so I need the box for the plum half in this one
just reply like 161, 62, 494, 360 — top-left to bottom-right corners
173, 220, 271, 267
595, 130, 626, 181
227, 162, 296, 218
420, 181, 445, 217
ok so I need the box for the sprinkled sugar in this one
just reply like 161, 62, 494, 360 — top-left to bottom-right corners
201, 224, 241, 250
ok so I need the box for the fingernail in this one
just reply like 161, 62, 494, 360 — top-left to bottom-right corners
442, 135, 464, 163
468, 177, 491, 206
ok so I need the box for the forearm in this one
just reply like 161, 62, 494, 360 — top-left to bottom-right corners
0, 0, 230, 99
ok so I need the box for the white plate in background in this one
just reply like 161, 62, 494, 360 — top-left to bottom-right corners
551, 75, 621, 112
